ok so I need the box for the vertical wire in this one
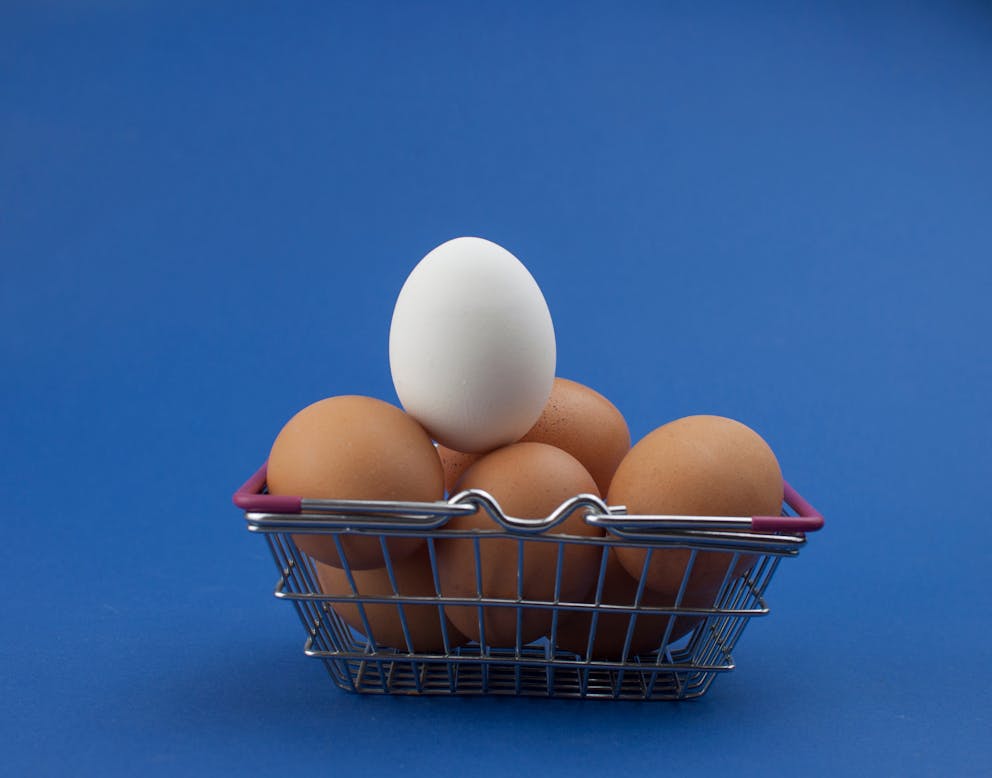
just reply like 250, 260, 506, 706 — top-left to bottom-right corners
472, 535, 489, 694
425, 535, 457, 693
614, 546, 655, 698
379, 535, 423, 693
645, 548, 700, 699
514, 538, 525, 695
547, 539, 570, 697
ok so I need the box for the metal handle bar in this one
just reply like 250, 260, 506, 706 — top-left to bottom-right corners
234, 462, 823, 535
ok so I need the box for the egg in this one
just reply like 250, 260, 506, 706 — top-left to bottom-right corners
435, 444, 481, 496
314, 549, 468, 653
519, 377, 630, 494
389, 237, 556, 453
435, 442, 604, 647
609, 415, 783, 601
554, 551, 708, 660
266, 395, 444, 569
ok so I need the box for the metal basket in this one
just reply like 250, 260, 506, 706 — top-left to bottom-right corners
234, 464, 823, 701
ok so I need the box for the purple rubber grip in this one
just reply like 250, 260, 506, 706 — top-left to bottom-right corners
751, 481, 824, 532
232, 462, 302, 514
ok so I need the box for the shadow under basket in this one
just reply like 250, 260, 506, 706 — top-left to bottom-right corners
234, 464, 824, 701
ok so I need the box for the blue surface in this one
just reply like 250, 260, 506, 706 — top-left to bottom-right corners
3, 2, 990, 775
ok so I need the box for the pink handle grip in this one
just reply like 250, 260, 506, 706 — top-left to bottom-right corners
751, 482, 824, 532
232, 462, 301, 514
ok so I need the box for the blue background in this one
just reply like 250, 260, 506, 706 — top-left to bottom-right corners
3, 1, 990, 775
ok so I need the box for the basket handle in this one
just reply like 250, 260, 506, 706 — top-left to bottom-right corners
772, 482, 824, 531
591, 482, 823, 533
232, 462, 302, 514
233, 463, 824, 533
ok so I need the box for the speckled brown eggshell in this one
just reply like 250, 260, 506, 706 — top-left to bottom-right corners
435, 444, 481, 496
519, 377, 631, 495
435, 442, 604, 647
266, 395, 443, 570
314, 548, 468, 653
609, 415, 783, 603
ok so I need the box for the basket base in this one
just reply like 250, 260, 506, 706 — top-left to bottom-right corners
304, 631, 732, 700
317, 655, 720, 700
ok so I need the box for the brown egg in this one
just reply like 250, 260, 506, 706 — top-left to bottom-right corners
519, 377, 630, 495
436, 444, 481, 496
609, 415, 783, 602
267, 395, 443, 569
314, 548, 467, 653
436, 442, 604, 647
553, 551, 711, 660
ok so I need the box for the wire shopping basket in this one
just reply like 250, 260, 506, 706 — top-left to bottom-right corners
233, 464, 823, 701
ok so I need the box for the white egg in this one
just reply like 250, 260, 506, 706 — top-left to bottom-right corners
389, 237, 556, 454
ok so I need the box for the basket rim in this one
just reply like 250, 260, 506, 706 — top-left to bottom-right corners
233, 462, 824, 542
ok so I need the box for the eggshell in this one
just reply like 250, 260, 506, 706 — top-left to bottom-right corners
389, 237, 556, 453
435, 442, 604, 647
435, 444, 481, 496
609, 415, 783, 601
314, 549, 468, 653
519, 377, 630, 494
554, 551, 709, 660
266, 395, 443, 569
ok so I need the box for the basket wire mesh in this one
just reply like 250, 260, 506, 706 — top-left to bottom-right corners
237, 472, 819, 701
